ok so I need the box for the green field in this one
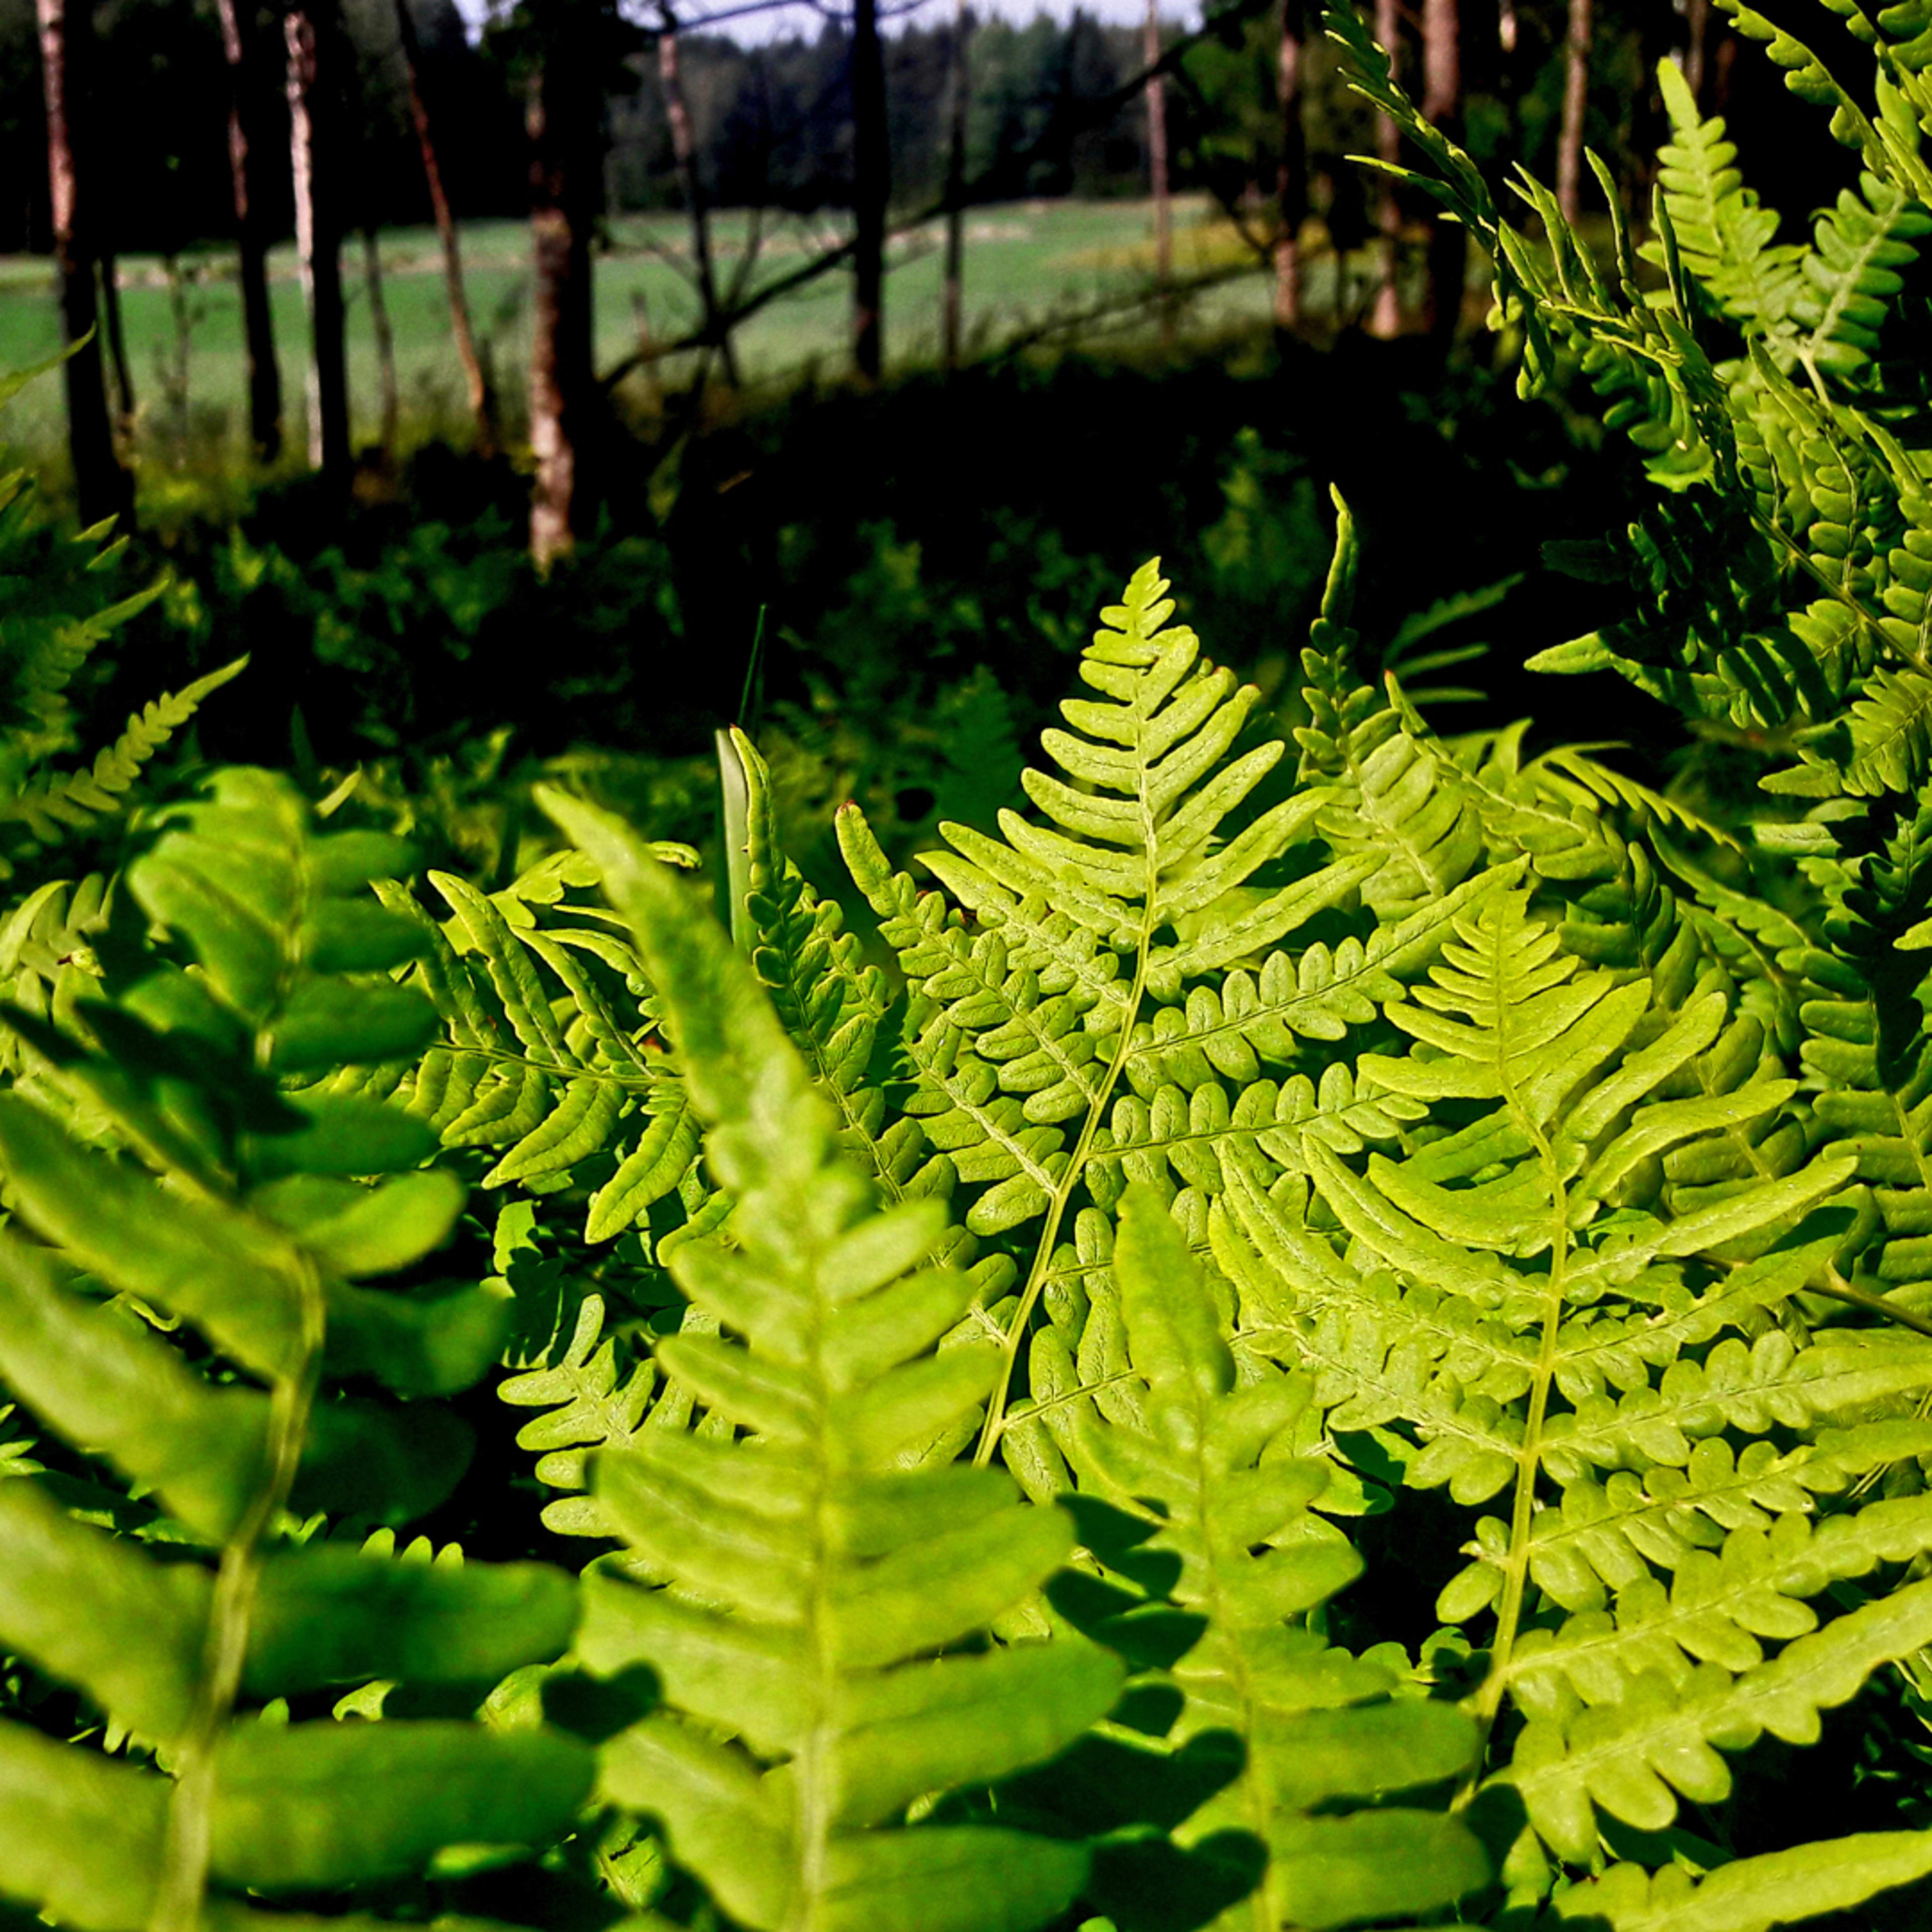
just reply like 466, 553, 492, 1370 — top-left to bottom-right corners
0, 197, 1327, 472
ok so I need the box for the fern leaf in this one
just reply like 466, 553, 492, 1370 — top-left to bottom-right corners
0, 769, 587, 1932
543, 787, 1123, 1932
1059, 1188, 1491, 1931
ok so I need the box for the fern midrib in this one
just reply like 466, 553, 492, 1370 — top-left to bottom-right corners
150, 849, 347, 1932
973, 707, 1165, 1470
1172, 1437, 1286, 1932
797, 1260, 840, 1932
1467, 967, 1574, 1784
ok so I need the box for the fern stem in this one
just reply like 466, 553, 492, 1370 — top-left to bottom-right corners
973, 911, 1154, 1470
1464, 1030, 1570, 1781
148, 1251, 326, 1932
1816, 1263, 1932, 1340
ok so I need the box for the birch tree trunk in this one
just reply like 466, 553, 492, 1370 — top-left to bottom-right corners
217, 0, 282, 463
391, 0, 493, 456
940, 0, 972, 372
659, 9, 739, 387
1370, 0, 1402, 336
527, 42, 595, 570
1145, 0, 1172, 344
35, 0, 129, 525
1273, 0, 1305, 337
1557, 0, 1591, 224
851, 0, 888, 381
286, 1, 351, 486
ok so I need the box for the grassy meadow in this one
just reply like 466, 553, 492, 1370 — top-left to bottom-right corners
0, 197, 1354, 481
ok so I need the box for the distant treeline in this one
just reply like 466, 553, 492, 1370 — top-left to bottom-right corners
0, 0, 1187, 256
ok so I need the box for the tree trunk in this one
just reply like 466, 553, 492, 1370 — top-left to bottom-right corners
286, 2, 351, 485
850, 0, 888, 380
35, 0, 129, 526
363, 227, 398, 462
659, 10, 739, 387
1685, 0, 1710, 107
1557, 0, 1591, 224
97, 248, 134, 445
1145, 0, 1172, 345
159, 252, 193, 467
1273, 0, 1305, 337
527, 48, 595, 569
1371, 0, 1402, 336
391, 0, 493, 456
217, 0, 282, 464
1421, 0, 1465, 349
941, 0, 972, 372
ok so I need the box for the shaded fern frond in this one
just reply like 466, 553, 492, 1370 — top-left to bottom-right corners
1055, 1188, 1491, 1932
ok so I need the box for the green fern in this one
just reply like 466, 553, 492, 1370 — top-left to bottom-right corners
1055, 1186, 1491, 1931
544, 788, 1126, 1932
0, 768, 587, 1931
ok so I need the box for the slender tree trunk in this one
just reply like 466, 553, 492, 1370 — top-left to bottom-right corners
1421, 0, 1465, 349
1145, 0, 1172, 345
1685, 0, 1710, 106
1498, 0, 1516, 51
1557, 0, 1591, 224
1273, 0, 1305, 337
286, 2, 351, 485
527, 50, 595, 569
851, 0, 888, 380
391, 0, 493, 456
97, 248, 134, 444
659, 10, 739, 387
1371, 0, 1402, 336
941, 0, 972, 372
217, 0, 281, 463
35, 0, 129, 525
363, 227, 398, 461
159, 252, 193, 467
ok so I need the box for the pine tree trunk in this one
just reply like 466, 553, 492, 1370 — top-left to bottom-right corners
1557, 0, 1591, 224
1145, 0, 1172, 345
1371, 0, 1403, 336
391, 0, 493, 456
1273, 0, 1305, 337
527, 48, 595, 570
363, 227, 398, 462
1421, 0, 1465, 349
285, 1, 351, 485
940, 0, 971, 373
659, 10, 739, 387
850, 0, 888, 381
217, 0, 282, 464
35, 0, 129, 526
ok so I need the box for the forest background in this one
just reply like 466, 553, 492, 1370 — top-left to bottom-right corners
0, 0, 1848, 950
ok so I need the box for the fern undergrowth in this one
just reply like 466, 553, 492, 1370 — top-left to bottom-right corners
15, 5, 1932, 1928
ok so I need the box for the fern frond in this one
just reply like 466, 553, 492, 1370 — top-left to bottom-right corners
1654, 58, 1807, 337
0, 769, 586, 1932
840, 557, 1390, 1465
544, 787, 1124, 1932
1056, 1188, 1491, 1931
378, 854, 704, 1244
